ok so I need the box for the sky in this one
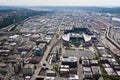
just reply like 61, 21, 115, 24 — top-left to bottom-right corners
0, 0, 120, 7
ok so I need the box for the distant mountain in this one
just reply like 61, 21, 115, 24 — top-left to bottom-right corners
28, 6, 120, 14
0, 6, 25, 10
0, 6, 120, 14
0, 6, 52, 29
79, 7, 120, 14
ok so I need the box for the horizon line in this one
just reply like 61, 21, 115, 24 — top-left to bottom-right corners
0, 5, 120, 8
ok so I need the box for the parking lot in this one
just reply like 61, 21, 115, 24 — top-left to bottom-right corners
63, 48, 96, 59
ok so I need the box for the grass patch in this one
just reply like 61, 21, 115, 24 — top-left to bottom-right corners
0, 69, 7, 75
116, 60, 120, 65
118, 41, 120, 45
53, 66, 59, 73
94, 55, 99, 60
65, 47, 75, 50
56, 34, 59, 38
70, 40, 81, 47
79, 58, 82, 64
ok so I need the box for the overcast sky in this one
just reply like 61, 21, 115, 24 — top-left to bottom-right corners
0, 0, 120, 7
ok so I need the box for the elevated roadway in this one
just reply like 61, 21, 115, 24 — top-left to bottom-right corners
96, 18, 120, 54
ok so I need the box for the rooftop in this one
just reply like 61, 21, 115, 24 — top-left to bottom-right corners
69, 74, 79, 80
44, 77, 55, 80
62, 33, 70, 42
24, 64, 34, 68
105, 68, 116, 76
91, 66, 101, 75
62, 57, 77, 62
